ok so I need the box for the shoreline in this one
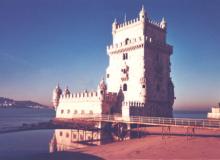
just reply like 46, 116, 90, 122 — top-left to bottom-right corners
1, 125, 220, 159
74, 127, 220, 159
76, 134, 220, 159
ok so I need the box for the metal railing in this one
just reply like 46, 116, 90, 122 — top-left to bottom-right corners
66, 114, 220, 129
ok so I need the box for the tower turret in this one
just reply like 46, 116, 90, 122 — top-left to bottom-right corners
112, 18, 118, 36
97, 78, 107, 101
139, 5, 147, 22
160, 17, 167, 30
52, 84, 62, 110
64, 86, 70, 96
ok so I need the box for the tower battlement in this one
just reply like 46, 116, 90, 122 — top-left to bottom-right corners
60, 91, 98, 99
107, 36, 172, 55
122, 101, 145, 107
107, 36, 145, 53
113, 17, 165, 32
59, 90, 117, 103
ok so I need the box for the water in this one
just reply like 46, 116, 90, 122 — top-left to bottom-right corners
173, 111, 208, 119
0, 108, 209, 159
0, 108, 207, 131
0, 108, 55, 131
0, 130, 54, 160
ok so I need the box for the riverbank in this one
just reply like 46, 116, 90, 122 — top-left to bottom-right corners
1, 126, 220, 159
77, 135, 220, 159
26, 126, 220, 160
73, 127, 220, 159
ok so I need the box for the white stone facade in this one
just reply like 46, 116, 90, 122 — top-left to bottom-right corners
52, 6, 175, 119
208, 103, 220, 119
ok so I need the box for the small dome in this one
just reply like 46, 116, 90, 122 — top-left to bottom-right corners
54, 84, 62, 95
64, 86, 70, 96
139, 5, 147, 20
160, 17, 167, 29
98, 78, 107, 91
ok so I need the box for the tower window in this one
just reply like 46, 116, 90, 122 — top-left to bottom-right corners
89, 110, 93, 115
73, 134, 77, 139
122, 53, 128, 60
61, 109, 64, 114
125, 38, 129, 45
107, 74, 110, 78
66, 133, 69, 138
142, 85, 145, 88
123, 83, 127, 91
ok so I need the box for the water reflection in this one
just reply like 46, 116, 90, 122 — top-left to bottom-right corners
49, 129, 113, 152
49, 127, 146, 153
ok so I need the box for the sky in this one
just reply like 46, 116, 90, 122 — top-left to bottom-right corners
0, 0, 220, 111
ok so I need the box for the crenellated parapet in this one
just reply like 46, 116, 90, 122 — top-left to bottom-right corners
148, 19, 161, 28
122, 101, 145, 107
113, 17, 141, 31
112, 17, 166, 33
60, 91, 98, 101
59, 91, 118, 103
107, 36, 145, 54
107, 36, 172, 54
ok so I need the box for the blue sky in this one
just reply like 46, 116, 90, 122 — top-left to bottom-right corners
0, 0, 220, 111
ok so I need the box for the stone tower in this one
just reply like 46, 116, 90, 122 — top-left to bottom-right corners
106, 6, 174, 117
52, 84, 62, 110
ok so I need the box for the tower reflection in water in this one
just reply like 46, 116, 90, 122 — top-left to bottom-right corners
49, 123, 149, 153
49, 129, 122, 153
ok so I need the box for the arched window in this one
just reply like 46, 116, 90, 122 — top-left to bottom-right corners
61, 109, 64, 114
66, 133, 69, 138
125, 53, 128, 59
125, 38, 129, 45
67, 109, 70, 114
122, 53, 128, 60
81, 110, 85, 115
123, 83, 127, 91
74, 110, 77, 114
73, 134, 77, 139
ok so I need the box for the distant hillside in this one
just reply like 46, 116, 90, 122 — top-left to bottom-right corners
0, 97, 50, 109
